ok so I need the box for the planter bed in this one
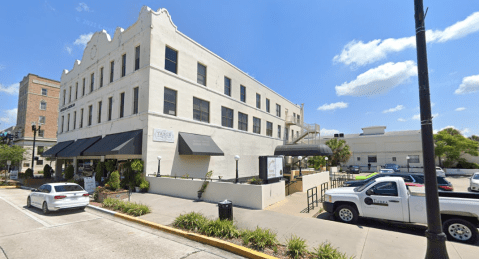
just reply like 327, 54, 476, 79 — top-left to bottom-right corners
96, 190, 129, 203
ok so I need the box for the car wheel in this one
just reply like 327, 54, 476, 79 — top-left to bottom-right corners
80, 206, 86, 211
443, 218, 478, 244
27, 197, 31, 208
334, 204, 359, 224
42, 202, 49, 215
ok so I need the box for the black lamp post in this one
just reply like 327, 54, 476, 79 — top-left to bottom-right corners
234, 155, 240, 183
407, 156, 410, 173
156, 156, 162, 177
31, 122, 41, 172
298, 156, 302, 176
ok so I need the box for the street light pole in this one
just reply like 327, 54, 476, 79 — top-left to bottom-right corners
407, 156, 410, 173
31, 123, 41, 172
234, 155, 240, 183
413, 1, 449, 258
298, 156, 302, 176
156, 156, 162, 177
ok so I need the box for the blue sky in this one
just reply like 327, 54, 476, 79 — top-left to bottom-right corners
1, 1, 478, 136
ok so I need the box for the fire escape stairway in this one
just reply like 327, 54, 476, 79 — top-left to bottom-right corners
291, 123, 320, 144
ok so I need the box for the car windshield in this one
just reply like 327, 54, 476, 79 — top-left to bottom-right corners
473, 174, 479, 180
412, 175, 448, 185
355, 180, 376, 192
54, 185, 84, 192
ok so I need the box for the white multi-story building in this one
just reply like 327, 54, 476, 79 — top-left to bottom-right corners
46, 7, 310, 179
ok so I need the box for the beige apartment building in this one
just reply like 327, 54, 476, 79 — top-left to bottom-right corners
45, 7, 318, 179
14, 74, 60, 172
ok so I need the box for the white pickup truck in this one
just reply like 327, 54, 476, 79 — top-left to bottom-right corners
323, 177, 479, 244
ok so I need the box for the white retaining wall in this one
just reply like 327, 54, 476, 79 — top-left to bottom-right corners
302, 172, 329, 192
445, 168, 479, 176
147, 176, 285, 209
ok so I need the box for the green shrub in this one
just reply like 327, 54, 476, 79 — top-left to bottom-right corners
64, 165, 74, 180
173, 212, 209, 231
131, 159, 144, 172
95, 162, 104, 182
25, 168, 34, 179
38, 170, 44, 175
249, 177, 262, 185
139, 178, 149, 191
102, 197, 150, 216
43, 164, 51, 178
107, 171, 120, 191
200, 218, 240, 238
105, 159, 116, 173
240, 227, 277, 249
134, 172, 143, 186
311, 242, 354, 259
287, 235, 308, 259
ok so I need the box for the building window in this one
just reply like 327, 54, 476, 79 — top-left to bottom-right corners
67, 113, 70, 131
98, 101, 102, 123
80, 109, 83, 128
75, 82, 78, 99
292, 130, 294, 140
110, 61, 114, 83
88, 105, 92, 126
24, 163, 30, 168
37, 160, 43, 166
61, 116, 64, 132
39, 116, 45, 124
256, 94, 261, 109
221, 107, 233, 128
224, 77, 231, 96
197, 63, 206, 86
392, 157, 396, 162
69, 86, 72, 103
90, 73, 94, 92
238, 112, 248, 131
266, 122, 273, 137
297, 115, 300, 124
163, 88, 177, 116
122, 54, 126, 77
63, 89, 66, 105
135, 45, 140, 71
165, 46, 178, 74
368, 156, 377, 163
285, 128, 289, 140
132, 87, 139, 114
266, 99, 270, 113
357, 157, 360, 161
240, 85, 246, 102
41, 88, 47, 96
278, 125, 281, 139
108, 97, 113, 121
38, 130, 44, 138
37, 146, 44, 155
82, 78, 85, 96
100, 67, 104, 88
193, 97, 209, 123
408, 155, 420, 163
119, 93, 125, 118
73, 111, 76, 130
276, 104, 281, 117
253, 117, 261, 134
40, 101, 47, 110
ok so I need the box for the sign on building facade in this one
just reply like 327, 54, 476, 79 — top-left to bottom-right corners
153, 129, 174, 143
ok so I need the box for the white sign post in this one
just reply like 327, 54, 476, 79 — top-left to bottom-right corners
153, 129, 174, 143
10, 170, 18, 180
84, 177, 96, 194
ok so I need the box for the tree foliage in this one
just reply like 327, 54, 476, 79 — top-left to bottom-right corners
308, 156, 327, 170
0, 144, 26, 168
64, 165, 74, 180
325, 138, 352, 166
434, 129, 479, 168
470, 135, 479, 142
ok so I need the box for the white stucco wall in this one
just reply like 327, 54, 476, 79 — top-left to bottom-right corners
301, 171, 329, 192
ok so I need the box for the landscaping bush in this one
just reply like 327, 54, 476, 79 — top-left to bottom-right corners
43, 164, 52, 178
95, 162, 104, 182
240, 227, 277, 249
102, 197, 150, 216
64, 165, 74, 180
25, 168, 33, 179
199, 218, 240, 239
107, 171, 120, 191
311, 242, 354, 259
287, 235, 308, 259
105, 159, 116, 173
38, 170, 44, 175
248, 176, 262, 185
131, 159, 144, 172
139, 178, 149, 191
173, 212, 209, 231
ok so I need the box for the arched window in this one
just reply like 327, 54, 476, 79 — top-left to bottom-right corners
40, 100, 47, 110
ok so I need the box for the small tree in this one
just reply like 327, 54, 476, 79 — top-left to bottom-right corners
95, 162, 104, 182
105, 160, 116, 173
25, 168, 34, 179
64, 165, 74, 180
308, 156, 327, 170
434, 128, 479, 168
43, 164, 52, 178
325, 138, 352, 166
107, 171, 120, 191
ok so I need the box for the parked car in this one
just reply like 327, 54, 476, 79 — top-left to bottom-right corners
348, 165, 362, 174
384, 163, 400, 172
379, 169, 395, 174
410, 174, 453, 191
470, 172, 479, 192
27, 183, 89, 214
342, 173, 453, 191
436, 167, 446, 177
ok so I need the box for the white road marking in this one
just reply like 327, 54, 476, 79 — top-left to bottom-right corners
0, 196, 51, 227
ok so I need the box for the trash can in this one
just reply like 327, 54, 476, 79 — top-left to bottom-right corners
218, 200, 233, 221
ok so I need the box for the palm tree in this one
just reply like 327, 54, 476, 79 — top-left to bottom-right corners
325, 138, 352, 166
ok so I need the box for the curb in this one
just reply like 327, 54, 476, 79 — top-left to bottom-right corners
0, 186, 18, 189
87, 204, 277, 259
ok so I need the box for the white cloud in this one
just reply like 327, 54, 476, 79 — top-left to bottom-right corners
454, 74, 479, 94
335, 61, 417, 96
455, 107, 466, 111
334, 12, 479, 67
397, 118, 407, 122
412, 113, 439, 120
65, 46, 72, 55
73, 33, 93, 48
436, 126, 471, 136
0, 108, 17, 125
383, 105, 405, 113
0, 83, 19, 95
320, 128, 340, 136
0, 64, 5, 71
317, 102, 348, 111
76, 3, 91, 12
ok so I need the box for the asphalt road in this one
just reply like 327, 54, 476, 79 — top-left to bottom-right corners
0, 189, 244, 259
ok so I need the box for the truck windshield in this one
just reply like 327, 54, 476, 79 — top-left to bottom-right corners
355, 180, 376, 192
473, 174, 479, 180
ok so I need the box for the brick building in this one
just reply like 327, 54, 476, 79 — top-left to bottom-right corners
13, 74, 60, 172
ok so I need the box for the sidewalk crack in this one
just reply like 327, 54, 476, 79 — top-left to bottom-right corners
359, 227, 370, 259
0, 245, 9, 259
179, 250, 201, 259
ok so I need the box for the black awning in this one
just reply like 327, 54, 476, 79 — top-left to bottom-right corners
178, 132, 224, 156
274, 144, 333, 156
42, 141, 75, 157
57, 136, 102, 158
82, 129, 143, 156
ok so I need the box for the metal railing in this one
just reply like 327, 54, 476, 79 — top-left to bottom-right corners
306, 186, 319, 213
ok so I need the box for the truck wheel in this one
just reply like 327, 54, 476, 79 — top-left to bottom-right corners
443, 218, 478, 244
334, 204, 358, 224
42, 202, 50, 215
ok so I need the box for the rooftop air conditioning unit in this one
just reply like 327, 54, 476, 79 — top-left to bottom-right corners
334, 134, 339, 138
339, 133, 344, 137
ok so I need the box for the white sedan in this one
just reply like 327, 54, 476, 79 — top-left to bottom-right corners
470, 173, 479, 192
27, 183, 90, 214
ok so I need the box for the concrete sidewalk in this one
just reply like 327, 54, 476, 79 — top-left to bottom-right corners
128, 192, 478, 259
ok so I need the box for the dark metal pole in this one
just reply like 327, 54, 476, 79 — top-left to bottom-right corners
235, 160, 238, 183
413, 1, 449, 258
407, 158, 410, 173
31, 126, 38, 172
299, 159, 302, 176
157, 160, 160, 177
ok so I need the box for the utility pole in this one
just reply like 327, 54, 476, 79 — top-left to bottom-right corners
413, 1, 449, 258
